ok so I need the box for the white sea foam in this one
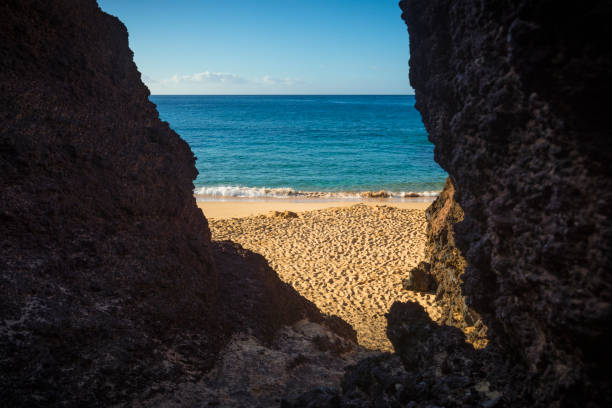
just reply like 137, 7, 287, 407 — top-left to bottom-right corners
194, 185, 440, 200
194, 185, 298, 198
397, 190, 440, 197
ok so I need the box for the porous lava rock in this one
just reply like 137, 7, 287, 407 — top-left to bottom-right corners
399, 0, 612, 405
1, 0, 221, 405
418, 178, 487, 346
130, 242, 361, 408
287, 303, 512, 408
401, 262, 436, 292
0, 1, 355, 406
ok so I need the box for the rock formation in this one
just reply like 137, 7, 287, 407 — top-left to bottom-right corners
0, 1, 354, 406
398, 0, 612, 405
1, 1, 219, 404
130, 319, 369, 408
130, 242, 361, 408
286, 302, 508, 408
408, 178, 487, 347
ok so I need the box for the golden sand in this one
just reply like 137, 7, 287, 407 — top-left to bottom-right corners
206, 203, 442, 351
198, 200, 430, 219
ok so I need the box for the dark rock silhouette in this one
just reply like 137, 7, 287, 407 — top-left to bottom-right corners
0, 1, 355, 406
1, 0, 220, 405
288, 303, 509, 407
399, 0, 612, 405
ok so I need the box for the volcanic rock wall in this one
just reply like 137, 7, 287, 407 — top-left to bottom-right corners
400, 0, 612, 405
0, 0, 220, 404
0, 1, 356, 406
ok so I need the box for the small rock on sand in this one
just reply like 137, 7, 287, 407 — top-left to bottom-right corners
360, 190, 390, 198
403, 192, 421, 198
267, 210, 299, 219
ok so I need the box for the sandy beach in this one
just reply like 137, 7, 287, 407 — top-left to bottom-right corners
198, 199, 431, 219
205, 201, 441, 351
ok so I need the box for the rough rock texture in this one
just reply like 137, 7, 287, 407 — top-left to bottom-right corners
415, 178, 487, 347
401, 264, 436, 293
134, 320, 370, 408
0, 1, 354, 406
287, 303, 512, 408
0, 1, 220, 405
400, 0, 612, 405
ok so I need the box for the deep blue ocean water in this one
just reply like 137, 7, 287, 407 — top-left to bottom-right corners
150, 95, 447, 199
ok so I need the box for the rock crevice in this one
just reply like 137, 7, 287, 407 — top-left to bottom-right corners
410, 178, 487, 348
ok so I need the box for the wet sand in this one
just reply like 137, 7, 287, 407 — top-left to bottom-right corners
206, 202, 441, 351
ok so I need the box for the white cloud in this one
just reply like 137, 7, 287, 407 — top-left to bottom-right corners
261, 75, 300, 86
161, 71, 248, 85
145, 70, 305, 94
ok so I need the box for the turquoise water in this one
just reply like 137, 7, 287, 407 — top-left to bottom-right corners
151, 95, 447, 199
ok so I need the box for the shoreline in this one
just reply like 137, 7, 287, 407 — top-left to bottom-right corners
193, 186, 442, 200
197, 199, 433, 219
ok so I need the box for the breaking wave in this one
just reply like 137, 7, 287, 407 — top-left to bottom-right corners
193, 185, 440, 200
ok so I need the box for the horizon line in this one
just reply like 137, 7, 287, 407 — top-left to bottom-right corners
149, 93, 416, 96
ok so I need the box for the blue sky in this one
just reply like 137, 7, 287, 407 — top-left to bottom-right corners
98, 0, 413, 95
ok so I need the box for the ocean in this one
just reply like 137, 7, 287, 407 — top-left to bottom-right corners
150, 95, 447, 201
